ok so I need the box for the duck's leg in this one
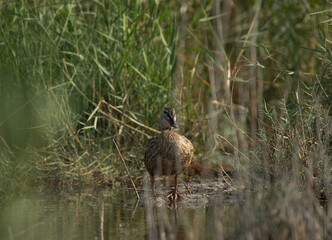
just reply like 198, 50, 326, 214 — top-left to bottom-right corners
174, 174, 178, 196
167, 174, 183, 200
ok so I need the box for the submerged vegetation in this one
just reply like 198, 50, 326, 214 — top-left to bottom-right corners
0, 0, 331, 239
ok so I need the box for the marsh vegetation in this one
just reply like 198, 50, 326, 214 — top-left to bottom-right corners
0, 0, 331, 239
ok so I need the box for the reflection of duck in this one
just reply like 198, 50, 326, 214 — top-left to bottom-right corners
144, 107, 194, 200
146, 218, 189, 240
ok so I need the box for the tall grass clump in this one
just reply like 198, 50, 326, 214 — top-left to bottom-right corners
0, 0, 180, 192
229, 79, 331, 239
202, 2, 331, 238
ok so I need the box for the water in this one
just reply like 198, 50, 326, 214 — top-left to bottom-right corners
0, 187, 237, 240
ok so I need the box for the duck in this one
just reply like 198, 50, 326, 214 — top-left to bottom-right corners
144, 107, 194, 200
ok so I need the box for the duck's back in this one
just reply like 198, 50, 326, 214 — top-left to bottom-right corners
144, 130, 194, 177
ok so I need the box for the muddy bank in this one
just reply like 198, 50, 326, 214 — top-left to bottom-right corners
138, 179, 236, 208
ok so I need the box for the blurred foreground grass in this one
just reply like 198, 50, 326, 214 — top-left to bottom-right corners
0, 1, 331, 238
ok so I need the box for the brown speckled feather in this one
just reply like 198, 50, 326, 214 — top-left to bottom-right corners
144, 130, 194, 177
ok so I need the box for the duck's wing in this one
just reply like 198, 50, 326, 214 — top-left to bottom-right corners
181, 135, 194, 152
144, 135, 162, 174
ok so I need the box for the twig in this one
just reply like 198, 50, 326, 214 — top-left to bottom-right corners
99, 109, 152, 139
0, 136, 14, 157
101, 100, 161, 134
315, 75, 329, 98
218, 162, 235, 189
214, 133, 250, 161
182, 181, 192, 194
113, 139, 140, 200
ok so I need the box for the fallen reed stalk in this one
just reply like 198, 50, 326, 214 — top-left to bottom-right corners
113, 139, 140, 200
99, 108, 152, 139
101, 100, 161, 134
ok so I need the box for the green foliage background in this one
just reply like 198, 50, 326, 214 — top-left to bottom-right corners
0, 1, 330, 193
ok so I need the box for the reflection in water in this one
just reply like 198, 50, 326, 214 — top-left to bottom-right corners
0, 188, 236, 240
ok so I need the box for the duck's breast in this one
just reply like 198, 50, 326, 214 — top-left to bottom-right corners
144, 131, 194, 176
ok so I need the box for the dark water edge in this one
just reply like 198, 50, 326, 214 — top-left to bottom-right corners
0, 182, 238, 240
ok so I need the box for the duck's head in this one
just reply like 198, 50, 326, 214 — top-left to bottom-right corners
159, 107, 178, 131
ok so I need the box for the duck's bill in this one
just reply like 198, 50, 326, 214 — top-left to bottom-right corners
171, 121, 179, 128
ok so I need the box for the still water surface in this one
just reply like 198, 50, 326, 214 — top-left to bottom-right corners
0, 187, 237, 240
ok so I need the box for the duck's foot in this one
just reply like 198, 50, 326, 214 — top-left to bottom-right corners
167, 189, 184, 201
